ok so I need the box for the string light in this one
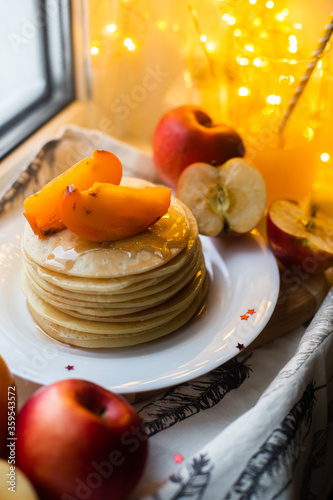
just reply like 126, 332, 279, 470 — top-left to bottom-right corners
238, 87, 250, 96
206, 41, 216, 52
124, 38, 136, 50
266, 94, 281, 105
107, 24, 116, 33
266, 1, 274, 9
294, 23, 303, 29
303, 127, 314, 140
200, 34, 207, 42
253, 57, 263, 67
237, 56, 249, 65
234, 29, 242, 37
90, 45, 99, 55
321, 153, 330, 162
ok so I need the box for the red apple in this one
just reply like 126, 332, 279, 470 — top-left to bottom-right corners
153, 105, 245, 187
0, 356, 15, 459
16, 379, 148, 500
177, 158, 267, 236
267, 199, 333, 274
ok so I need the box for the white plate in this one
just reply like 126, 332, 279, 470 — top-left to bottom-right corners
0, 210, 279, 394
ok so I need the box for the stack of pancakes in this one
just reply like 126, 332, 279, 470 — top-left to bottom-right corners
21, 179, 207, 348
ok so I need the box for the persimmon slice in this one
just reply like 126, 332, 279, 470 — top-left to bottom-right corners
24, 150, 122, 237
60, 182, 172, 242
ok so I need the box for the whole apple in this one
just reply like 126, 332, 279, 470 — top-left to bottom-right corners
267, 199, 333, 274
16, 379, 148, 500
153, 105, 245, 187
0, 356, 15, 459
0, 459, 39, 500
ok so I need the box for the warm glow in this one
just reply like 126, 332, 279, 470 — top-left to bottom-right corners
184, 69, 192, 88
317, 60, 323, 69
276, 13, 284, 21
90, 45, 99, 55
227, 16, 236, 25
282, 8, 289, 16
245, 44, 254, 53
124, 38, 136, 50
253, 17, 261, 27
156, 19, 168, 30
200, 34, 207, 42
279, 75, 295, 85
237, 57, 249, 65
321, 153, 330, 162
266, 1, 274, 8
107, 24, 116, 33
303, 127, 314, 140
206, 41, 216, 52
266, 94, 281, 105
295, 23, 303, 29
238, 87, 250, 96
253, 57, 262, 67
222, 13, 230, 21
259, 30, 268, 39
249, 0, 256, 3
234, 29, 242, 37
289, 35, 297, 53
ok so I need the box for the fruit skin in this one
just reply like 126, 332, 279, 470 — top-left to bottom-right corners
176, 159, 267, 237
0, 356, 15, 459
267, 199, 333, 275
16, 379, 148, 500
60, 182, 171, 242
153, 105, 245, 187
24, 150, 123, 237
0, 459, 39, 500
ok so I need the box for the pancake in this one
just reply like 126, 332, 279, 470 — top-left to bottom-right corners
22, 238, 200, 303
21, 177, 208, 348
23, 197, 190, 278
23, 247, 203, 313
27, 276, 209, 348
22, 264, 206, 333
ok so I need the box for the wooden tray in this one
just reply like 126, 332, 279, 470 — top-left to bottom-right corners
248, 268, 329, 350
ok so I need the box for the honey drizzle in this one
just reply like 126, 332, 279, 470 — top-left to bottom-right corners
45, 205, 189, 272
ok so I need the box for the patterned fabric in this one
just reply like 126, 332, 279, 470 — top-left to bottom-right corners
131, 290, 333, 500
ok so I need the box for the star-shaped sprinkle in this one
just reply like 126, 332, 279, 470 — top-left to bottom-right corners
236, 343, 245, 351
240, 314, 249, 320
247, 309, 256, 315
174, 453, 184, 463
65, 365, 74, 371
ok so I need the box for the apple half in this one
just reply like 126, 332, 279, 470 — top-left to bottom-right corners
176, 158, 267, 236
267, 199, 333, 274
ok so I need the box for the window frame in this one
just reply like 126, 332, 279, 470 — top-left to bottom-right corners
0, 0, 75, 160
